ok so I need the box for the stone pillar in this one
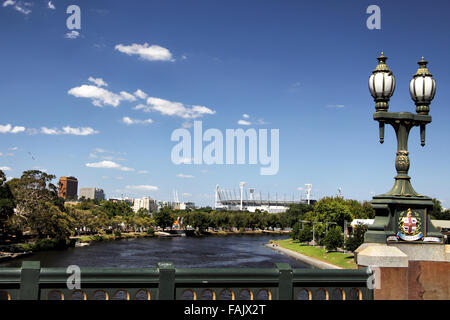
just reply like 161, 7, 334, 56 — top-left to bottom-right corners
356, 243, 450, 300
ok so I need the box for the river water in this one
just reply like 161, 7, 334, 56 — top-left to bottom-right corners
0, 234, 312, 269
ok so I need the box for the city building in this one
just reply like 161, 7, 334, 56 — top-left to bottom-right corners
79, 187, 105, 201
133, 197, 157, 214
110, 197, 134, 206
58, 176, 78, 200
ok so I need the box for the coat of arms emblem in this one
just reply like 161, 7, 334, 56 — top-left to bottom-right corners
397, 208, 424, 241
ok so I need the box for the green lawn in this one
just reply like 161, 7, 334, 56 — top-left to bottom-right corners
273, 239, 357, 269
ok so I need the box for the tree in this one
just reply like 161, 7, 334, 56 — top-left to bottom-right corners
323, 226, 343, 252
28, 202, 74, 241
153, 206, 173, 229
0, 170, 15, 234
7, 170, 65, 238
345, 224, 368, 252
297, 225, 313, 243
429, 198, 450, 220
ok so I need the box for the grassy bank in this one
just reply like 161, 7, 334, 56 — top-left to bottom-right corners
73, 231, 155, 243
273, 239, 357, 269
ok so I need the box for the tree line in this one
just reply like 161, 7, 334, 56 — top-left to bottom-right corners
0, 169, 448, 251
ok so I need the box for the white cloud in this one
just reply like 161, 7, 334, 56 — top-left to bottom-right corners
177, 173, 194, 178
2, 0, 15, 7
120, 91, 137, 102
88, 77, 108, 87
9, 147, 18, 151
122, 117, 153, 125
115, 43, 174, 62
68, 84, 123, 107
86, 160, 134, 172
133, 104, 151, 112
65, 30, 80, 39
146, 97, 215, 119
242, 114, 250, 119
0, 124, 26, 134
0, 166, 12, 171
237, 119, 251, 126
41, 126, 99, 136
137, 170, 149, 174
47, 1, 55, 9
125, 185, 158, 191
134, 89, 148, 100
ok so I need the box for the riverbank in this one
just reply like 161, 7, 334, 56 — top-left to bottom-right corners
267, 239, 357, 269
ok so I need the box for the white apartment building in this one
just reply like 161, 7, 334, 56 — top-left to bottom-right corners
133, 197, 157, 214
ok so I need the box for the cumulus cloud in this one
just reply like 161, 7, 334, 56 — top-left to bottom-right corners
47, 1, 55, 9
0, 124, 26, 134
65, 30, 80, 39
41, 126, 99, 136
146, 97, 215, 119
242, 114, 250, 119
134, 89, 148, 100
0, 166, 12, 171
115, 43, 174, 62
88, 77, 108, 87
237, 119, 251, 126
2, 0, 15, 7
122, 117, 153, 125
68, 84, 123, 107
86, 160, 134, 172
120, 91, 137, 102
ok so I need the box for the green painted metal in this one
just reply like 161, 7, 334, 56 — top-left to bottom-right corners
0, 261, 373, 300
366, 55, 443, 244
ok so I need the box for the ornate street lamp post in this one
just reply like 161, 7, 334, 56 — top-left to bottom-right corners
365, 53, 443, 244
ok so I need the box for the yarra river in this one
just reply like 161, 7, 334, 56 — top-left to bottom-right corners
0, 235, 312, 269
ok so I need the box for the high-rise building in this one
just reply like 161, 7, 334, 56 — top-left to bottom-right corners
58, 176, 78, 200
79, 187, 105, 201
133, 197, 157, 214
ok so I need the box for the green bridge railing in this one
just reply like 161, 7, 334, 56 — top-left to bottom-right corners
0, 261, 373, 300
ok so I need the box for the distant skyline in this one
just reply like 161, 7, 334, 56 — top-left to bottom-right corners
1, 0, 450, 207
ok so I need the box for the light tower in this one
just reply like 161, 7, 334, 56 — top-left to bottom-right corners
305, 184, 312, 205
239, 181, 246, 211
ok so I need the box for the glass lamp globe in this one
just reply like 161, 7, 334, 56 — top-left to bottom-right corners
409, 57, 436, 115
369, 52, 396, 112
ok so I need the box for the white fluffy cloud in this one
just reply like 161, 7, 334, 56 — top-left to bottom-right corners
68, 84, 123, 107
242, 114, 250, 119
41, 126, 99, 136
115, 43, 174, 62
3, 1, 31, 14
122, 117, 153, 125
88, 77, 108, 87
0, 166, 12, 171
134, 89, 148, 100
47, 1, 55, 9
0, 124, 26, 134
237, 119, 251, 126
86, 160, 134, 172
146, 97, 215, 119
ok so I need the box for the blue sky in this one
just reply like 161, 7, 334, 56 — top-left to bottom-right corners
1, 0, 450, 207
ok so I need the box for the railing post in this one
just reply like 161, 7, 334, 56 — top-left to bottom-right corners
276, 263, 293, 300
158, 262, 175, 300
19, 261, 40, 300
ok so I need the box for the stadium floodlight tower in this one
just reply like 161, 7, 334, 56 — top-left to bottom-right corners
365, 53, 442, 244
239, 181, 246, 211
305, 184, 312, 205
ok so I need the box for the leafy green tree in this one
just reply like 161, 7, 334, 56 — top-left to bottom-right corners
136, 207, 149, 217
297, 225, 313, 243
429, 198, 450, 220
29, 202, 74, 241
0, 170, 15, 234
323, 226, 343, 252
153, 206, 174, 229
344, 224, 368, 252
